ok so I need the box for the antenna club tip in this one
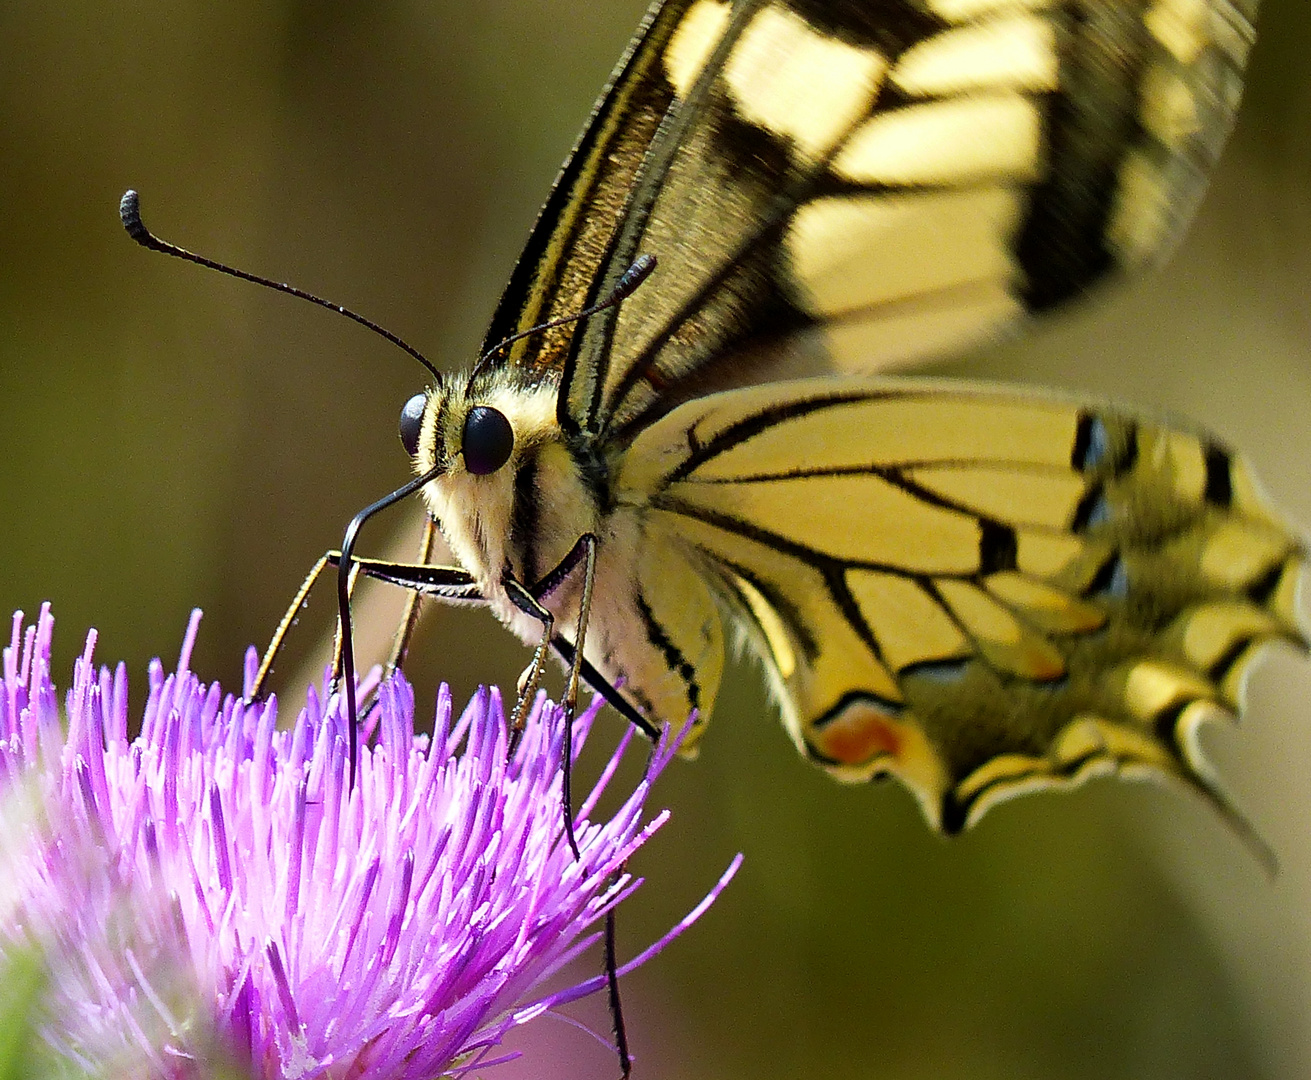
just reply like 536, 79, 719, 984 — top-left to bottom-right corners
119, 189, 148, 243
615, 253, 657, 300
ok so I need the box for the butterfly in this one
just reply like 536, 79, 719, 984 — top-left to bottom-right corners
133, 0, 1305, 853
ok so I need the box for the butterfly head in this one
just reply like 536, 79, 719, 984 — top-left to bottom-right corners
398, 369, 565, 580
400, 369, 558, 476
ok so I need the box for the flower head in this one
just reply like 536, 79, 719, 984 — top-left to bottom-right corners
0, 606, 738, 1078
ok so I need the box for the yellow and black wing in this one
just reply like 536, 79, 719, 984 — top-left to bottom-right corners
621, 378, 1305, 836
468, 0, 1300, 839
481, 0, 1258, 435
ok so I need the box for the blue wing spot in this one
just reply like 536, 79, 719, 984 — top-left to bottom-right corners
1072, 412, 1110, 471
1085, 554, 1129, 600
1072, 486, 1111, 532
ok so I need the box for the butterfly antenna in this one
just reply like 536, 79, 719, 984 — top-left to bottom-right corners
119, 189, 443, 383
472, 253, 657, 378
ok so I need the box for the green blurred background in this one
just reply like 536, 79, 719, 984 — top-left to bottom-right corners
3, 2, 1310, 1077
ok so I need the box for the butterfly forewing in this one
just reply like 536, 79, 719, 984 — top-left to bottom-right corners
479, 0, 697, 377
480, 0, 1258, 436
617, 378, 1303, 830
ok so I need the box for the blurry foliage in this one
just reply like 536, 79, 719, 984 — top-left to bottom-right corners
1, 2, 1310, 1078
0, 948, 45, 1080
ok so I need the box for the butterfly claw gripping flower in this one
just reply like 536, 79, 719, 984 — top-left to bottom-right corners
0, 606, 739, 1078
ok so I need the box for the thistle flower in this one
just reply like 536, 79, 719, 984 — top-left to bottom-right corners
0, 605, 739, 1078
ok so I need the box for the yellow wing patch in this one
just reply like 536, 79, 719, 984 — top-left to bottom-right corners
890, 13, 1058, 95
725, 5, 887, 161
788, 187, 1026, 328
834, 94, 1043, 185
847, 571, 971, 672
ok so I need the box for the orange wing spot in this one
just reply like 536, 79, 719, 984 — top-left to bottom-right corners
812, 701, 903, 767
1015, 640, 1067, 681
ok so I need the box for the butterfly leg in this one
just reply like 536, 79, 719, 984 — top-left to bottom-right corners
382, 512, 441, 679
604, 864, 632, 1080
500, 533, 596, 858
549, 634, 661, 740
558, 534, 597, 733
516, 537, 633, 1078
341, 543, 660, 737
528, 533, 608, 849
346, 513, 442, 733
245, 552, 354, 702
249, 548, 480, 704
548, 534, 599, 860
500, 576, 556, 741
336, 553, 483, 601
252, 543, 442, 704
531, 534, 600, 849
501, 575, 580, 859
324, 551, 487, 741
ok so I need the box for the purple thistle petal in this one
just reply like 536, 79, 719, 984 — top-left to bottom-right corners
209, 783, 233, 894
284, 775, 307, 926
0, 607, 736, 1078
522, 851, 744, 1017
265, 939, 300, 1032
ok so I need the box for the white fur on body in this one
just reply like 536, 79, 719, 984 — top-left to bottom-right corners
414, 366, 722, 740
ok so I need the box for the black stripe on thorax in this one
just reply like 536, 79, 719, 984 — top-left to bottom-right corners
510, 451, 542, 584
1203, 443, 1233, 508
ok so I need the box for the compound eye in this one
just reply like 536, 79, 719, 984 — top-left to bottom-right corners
462, 405, 514, 475
398, 393, 427, 457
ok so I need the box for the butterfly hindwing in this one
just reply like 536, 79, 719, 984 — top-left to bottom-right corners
618, 378, 1304, 831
